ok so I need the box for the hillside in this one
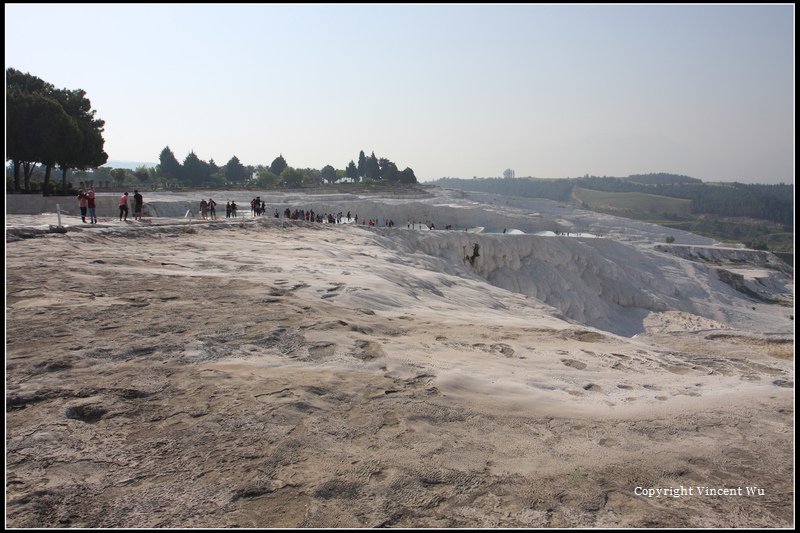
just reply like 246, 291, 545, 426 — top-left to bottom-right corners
5, 189, 794, 527
571, 186, 693, 217
431, 177, 793, 252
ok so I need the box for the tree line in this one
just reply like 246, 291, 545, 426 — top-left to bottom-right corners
6, 68, 417, 195
572, 175, 793, 227
6, 68, 108, 195
153, 147, 418, 190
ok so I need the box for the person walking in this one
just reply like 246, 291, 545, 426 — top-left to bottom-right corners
87, 188, 97, 223
208, 198, 217, 220
133, 190, 143, 221
230, 201, 237, 218
200, 199, 208, 220
119, 192, 129, 221
77, 190, 88, 223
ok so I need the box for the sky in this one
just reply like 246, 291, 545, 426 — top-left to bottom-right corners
5, 4, 795, 183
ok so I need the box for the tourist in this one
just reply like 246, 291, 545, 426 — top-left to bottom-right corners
133, 190, 143, 221
77, 190, 88, 223
86, 188, 97, 223
119, 192, 129, 221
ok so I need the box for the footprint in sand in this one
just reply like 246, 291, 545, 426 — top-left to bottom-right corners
491, 343, 516, 357
308, 342, 336, 358
562, 359, 587, 370
661, 364, 692, 375
321, 283, 345, 299
354, 340, 386, 361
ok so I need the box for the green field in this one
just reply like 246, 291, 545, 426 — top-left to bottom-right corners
571, 187, 793, 253
572, 186, 692, 216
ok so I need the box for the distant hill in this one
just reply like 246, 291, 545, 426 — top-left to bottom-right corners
625, 173, 702, 185
572, 186, 693, 216
102, 160, 157, 170
431, 175, 794, 247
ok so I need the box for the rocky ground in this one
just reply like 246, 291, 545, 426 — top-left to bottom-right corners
5, 213, 794, 528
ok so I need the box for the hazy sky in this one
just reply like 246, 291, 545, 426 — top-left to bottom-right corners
5, 4, 795, 183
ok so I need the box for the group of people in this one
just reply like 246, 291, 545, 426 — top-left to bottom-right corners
250, 197, 272, 216
118, 190, 144, 221
199, 198, 218, 220
282, 208, 361, 225
77, 188, 97, 224
76, 189, 144, 223
200, 201, 422, 230
76, 191, 444, 230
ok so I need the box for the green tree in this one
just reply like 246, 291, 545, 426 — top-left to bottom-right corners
280, 166, 304, 188
365, 151, 379, 180
208, 158, 220, 176
41, 109, 81, 196
346, 160, 358, 182
398, 166, 418, 184
357, 150, 366, 178
111, 168, 127, 186
6, 88, 42, 192
133, 165, 152, 185
224, 155, 247, 185
379, 158, 398, 183
7, 89, 79, 194
78, 166, 113, 189
182, 151, 205, 186
6, 70, 64, 193
5, 69, 54, 191
206, 172, 227, 188
52, 88, 107, 194
270, 154, 288, 176
6, 67, 53, 94
321, 164, 338, 184
6, 69, 107, 195
207, 158, 225, 186
299, 168, 323, 187
159, 146, 182, 181
254, 169, 280, 188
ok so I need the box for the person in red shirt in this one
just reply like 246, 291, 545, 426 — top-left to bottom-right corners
77, 190, 88, 223
119, 192, 129, 221
86, 189, 97, 223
